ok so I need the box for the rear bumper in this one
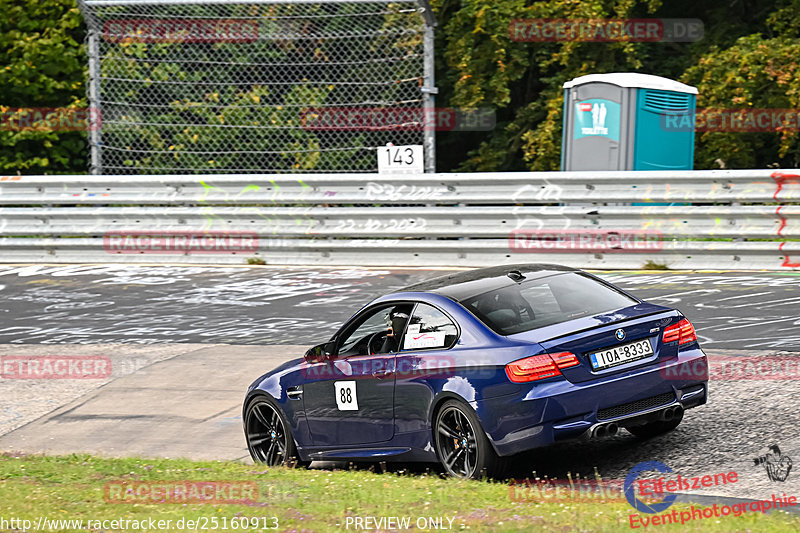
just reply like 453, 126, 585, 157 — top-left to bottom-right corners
478, 347, 708, 456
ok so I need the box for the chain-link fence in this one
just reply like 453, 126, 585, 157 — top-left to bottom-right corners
78, 0, 435, 174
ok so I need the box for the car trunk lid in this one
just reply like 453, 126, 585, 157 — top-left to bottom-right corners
508, 303, 683, 383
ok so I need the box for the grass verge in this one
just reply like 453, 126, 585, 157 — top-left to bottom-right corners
1, 453, 799, 532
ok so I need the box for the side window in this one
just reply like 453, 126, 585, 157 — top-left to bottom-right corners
337, 303, 413, 357
401, 303, 459, 351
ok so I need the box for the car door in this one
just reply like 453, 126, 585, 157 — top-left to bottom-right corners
393, 303, 461, 434
302, 302, 413, 446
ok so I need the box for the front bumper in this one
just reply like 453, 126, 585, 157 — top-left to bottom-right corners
478, 348, 708, 456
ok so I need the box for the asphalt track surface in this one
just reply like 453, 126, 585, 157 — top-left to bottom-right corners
1, 264, 800, 503
1, 264, 799, 350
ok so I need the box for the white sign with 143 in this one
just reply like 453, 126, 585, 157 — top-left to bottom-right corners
377, 145, 424, 174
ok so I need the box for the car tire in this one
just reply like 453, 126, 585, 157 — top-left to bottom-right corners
626, 409, 684, 439
244, 395, 309, 468
433, 400, 505, 479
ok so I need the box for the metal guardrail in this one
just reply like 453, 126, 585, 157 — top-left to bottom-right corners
0, 170, 798, 269
0, 170, 798, 204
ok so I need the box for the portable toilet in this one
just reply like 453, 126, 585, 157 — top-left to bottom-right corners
560, 73, 697, 171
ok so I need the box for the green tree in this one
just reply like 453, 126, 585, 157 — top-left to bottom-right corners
3, 0, 800, 174
0, 0, 87, 173
432, 0, 790, 171
682, 0, 800, 168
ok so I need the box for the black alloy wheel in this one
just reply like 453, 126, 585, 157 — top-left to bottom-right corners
245, 396, 301, 467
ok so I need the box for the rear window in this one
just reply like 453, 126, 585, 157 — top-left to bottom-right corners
460, 272, 638, 335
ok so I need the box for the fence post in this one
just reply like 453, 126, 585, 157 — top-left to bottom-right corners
420, 1, 437, 173
87, 31, 103, 175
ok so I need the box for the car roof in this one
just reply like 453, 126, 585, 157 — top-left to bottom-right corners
400, 264, 579, 301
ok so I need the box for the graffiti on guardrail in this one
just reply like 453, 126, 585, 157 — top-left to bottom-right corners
365, 182, 449, 202
0, 170, 798, 269
332, 218, 427, 233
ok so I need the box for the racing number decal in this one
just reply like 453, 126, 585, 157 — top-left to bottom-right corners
334, 381, 358, 411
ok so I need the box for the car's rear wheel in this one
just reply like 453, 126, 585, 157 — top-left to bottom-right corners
626, 409, 684, 439
434, 400, 504, 479
245, 396, 307, 467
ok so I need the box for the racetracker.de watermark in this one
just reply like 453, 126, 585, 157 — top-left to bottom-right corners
301, 354, 497, 380
1, 356, 111, 379
1, 107, 101, 132
661, 355, 800, 381
300, 107, 495, 132
509, 229, 663, 253
661, 108, 800, 132
104, 481, 258, 504
103, 231, 259, 255
102, 19, 259, 43
509, 18, 704, 42
509, 477, 627, 504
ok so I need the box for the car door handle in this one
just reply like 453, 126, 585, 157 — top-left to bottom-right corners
372, 369, 393, 379
287, 386, 303, 399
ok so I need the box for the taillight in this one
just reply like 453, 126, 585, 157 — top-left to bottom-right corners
550, 351, 580, 369
662, 319, 697, 345
679, 320, 697, 344
505, 352, 580, 383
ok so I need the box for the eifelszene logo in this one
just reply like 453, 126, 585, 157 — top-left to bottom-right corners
753, 444, 793, 482
624, 461, 677, 514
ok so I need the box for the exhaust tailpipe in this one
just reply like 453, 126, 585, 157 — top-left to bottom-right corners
660, 405, 684, 421
591, 422, 619, 438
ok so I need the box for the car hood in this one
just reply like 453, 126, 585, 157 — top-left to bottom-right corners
247, 356, 304, 393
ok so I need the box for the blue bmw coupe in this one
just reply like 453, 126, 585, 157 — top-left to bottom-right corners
243, 264, 708, 478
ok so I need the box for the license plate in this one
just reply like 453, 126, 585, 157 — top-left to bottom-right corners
589, 339, 654, 370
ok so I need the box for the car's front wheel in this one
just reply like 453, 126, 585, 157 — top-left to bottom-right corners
244, 395, 307, 467
433, 400, 504, 479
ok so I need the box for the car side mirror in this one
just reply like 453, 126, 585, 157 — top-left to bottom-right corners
304, 341, 336, 363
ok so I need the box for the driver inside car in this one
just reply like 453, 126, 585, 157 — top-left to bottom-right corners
376, 309, 410, 354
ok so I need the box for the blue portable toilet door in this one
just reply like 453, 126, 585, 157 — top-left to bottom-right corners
633, 88, 696, 170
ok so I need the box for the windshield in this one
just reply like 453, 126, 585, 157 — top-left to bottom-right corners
460, 272, 638, 335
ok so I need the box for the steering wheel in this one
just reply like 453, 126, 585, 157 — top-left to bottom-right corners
367, 330, 389, 356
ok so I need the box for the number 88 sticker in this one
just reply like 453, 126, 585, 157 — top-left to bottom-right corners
334, 381, 358, 411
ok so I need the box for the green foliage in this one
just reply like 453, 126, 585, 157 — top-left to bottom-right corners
433, 0, 663, 171
5, 0, 800, 173
682, 2, 800, 168
434, 0, 800, 171
95, 2, 423, 173
0, 0, 87, 173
